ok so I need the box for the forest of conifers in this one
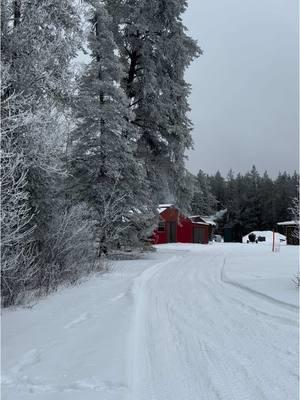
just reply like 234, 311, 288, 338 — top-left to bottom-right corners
189, 166, 299, 235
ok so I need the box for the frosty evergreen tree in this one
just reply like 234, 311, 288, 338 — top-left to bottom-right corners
71, 1, 156, 256
191, 170, 217, 216
105, 0, 201, 206
242, 166, 261, 231
1, 0, 82, 240
208, 171, 226, 210
257, 171, 275, 230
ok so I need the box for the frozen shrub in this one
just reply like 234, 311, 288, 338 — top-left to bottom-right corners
1, 90, 38, 306
37, 203, 99, 294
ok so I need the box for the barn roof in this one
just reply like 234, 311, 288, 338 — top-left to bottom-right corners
157, 204, 175, 214
277, 220, 299, 226
201, 217, 217, 226
189, 215, 216, 226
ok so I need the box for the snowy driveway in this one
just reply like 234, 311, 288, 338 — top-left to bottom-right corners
2, 243, 299, 400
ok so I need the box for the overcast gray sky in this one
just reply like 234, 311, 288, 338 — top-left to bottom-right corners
183, 0, 299, 177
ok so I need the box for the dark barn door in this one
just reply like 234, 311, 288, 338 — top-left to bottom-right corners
193, 227, 205, 244
167, 221, 177, 243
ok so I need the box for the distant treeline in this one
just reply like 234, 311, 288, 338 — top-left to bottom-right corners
189, 166, 299, 235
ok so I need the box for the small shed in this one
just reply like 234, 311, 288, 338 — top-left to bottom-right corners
153, 205, 209, 245
277, 221, 299, 245
223, 222, 243, 243
189, 215, 216, 241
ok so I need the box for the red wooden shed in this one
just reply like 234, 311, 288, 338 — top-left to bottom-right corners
153, 204, 209, 245
189, 215, 216, 241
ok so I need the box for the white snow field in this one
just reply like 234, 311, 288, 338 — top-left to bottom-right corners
2, 243, 299, 400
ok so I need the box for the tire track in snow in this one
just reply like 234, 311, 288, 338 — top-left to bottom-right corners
165, 256, 267, 400
219, 258, 298, 330
128, 248, 298, 400
129, 255, 180, 400
221, 258, 299, 311
185, 254, 298, 400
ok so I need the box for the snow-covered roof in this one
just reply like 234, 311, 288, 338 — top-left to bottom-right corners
157, 204, 174, 214
201, 216, 217, 226
277, 221, 299, 226
192, 221, 210, 226
189, 215, 216, 226
158, 208, 167, 214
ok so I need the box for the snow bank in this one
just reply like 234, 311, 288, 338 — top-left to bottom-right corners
242, 230, 286, 244
222, 245, 299, 307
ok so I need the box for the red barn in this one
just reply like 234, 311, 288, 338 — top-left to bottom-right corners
153, 204, 209, 245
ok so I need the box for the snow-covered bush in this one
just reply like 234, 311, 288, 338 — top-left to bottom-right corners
1, 137, 38, 305
0, 76, 39, 306
36, 203, 99, 295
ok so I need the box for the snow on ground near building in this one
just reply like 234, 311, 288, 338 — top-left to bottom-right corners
242, 230, 286, 244
2, 243, 299, 400
223, 246, 298, 307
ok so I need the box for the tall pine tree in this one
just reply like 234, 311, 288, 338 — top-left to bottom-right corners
105, 0, 201, 206
71, 1, 156, 255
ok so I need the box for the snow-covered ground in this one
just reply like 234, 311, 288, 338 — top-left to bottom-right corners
2, 243, 299, 400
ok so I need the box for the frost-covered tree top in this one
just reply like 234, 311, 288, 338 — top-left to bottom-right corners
104, 0, 201, 206
2, 0, 82, 105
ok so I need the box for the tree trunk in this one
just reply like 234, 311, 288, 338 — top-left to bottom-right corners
13, 0, 21, 27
